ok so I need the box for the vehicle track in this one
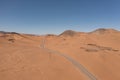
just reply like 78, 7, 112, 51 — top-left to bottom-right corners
41, 39, 97, 80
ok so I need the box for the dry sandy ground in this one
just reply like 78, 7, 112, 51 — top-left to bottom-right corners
0, 28, 120, 80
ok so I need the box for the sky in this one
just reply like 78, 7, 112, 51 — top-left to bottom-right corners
0, 0, 120, 34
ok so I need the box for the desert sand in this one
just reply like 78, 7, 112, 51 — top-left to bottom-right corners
0, 28, 120, 80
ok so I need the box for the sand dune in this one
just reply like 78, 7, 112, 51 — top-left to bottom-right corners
0, 28, 120, 80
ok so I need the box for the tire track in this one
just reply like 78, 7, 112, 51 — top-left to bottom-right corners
41, 39, 97, 80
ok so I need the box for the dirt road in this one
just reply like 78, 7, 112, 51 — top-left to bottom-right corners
41, 39, 97, 80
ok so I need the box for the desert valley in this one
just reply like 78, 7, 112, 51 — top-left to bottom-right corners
0, 28, 120, 80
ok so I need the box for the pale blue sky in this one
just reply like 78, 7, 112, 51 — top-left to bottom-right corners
0, 0, 120, 34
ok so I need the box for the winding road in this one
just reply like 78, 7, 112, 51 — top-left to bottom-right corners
41, 38, 97, 80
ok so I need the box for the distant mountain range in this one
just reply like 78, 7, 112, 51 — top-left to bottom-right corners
0, 28, 119, 36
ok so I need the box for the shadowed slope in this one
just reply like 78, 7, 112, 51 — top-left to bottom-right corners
59, 30, 77, 37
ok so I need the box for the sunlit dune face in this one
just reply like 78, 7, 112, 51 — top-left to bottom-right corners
0, 29, 120, 80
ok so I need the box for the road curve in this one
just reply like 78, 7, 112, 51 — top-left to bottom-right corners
41, 39, 97, 80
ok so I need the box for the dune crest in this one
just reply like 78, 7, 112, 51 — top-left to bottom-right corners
89, 28, 119, 34
59, 30, 77, 37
